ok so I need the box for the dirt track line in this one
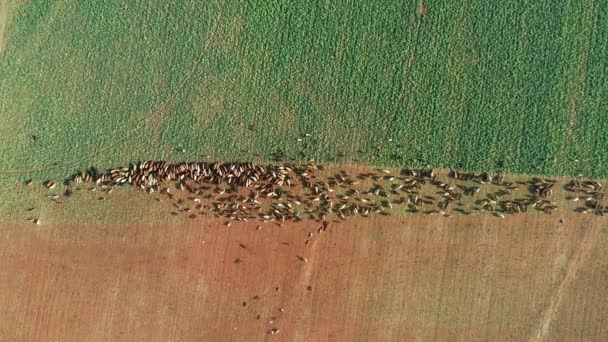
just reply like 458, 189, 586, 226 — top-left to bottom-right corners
480, 214, 498, 341
103, 276, 122, 340
0, 0, 229, 175
430, 218, 451, 341
529, 224, 598, 342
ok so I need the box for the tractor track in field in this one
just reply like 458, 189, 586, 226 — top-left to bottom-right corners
376, 0, 427, 156
0, 0, 229, 176
530, 223, 598, 341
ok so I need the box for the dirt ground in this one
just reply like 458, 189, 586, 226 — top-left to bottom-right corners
1, 210, 607, 341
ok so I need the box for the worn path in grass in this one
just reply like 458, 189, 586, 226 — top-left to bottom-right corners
0, 0, 10, 55
0, 0, 20, 56
1, 211, 607, 341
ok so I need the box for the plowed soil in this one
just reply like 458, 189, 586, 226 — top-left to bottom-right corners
1, 211, 607, 341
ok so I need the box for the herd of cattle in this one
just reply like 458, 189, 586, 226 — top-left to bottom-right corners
32, 160, 605, 225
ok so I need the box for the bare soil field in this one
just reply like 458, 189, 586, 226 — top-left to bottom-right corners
1, 211, 607, 341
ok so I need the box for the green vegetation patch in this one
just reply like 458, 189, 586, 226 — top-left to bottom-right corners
0, 0, 606, 206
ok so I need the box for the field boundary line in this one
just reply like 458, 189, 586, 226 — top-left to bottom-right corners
0, 0, 229, 175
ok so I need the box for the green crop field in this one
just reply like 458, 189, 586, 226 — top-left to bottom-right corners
0, 0, 606, 184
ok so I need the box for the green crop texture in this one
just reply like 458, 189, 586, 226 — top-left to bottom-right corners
0, 0, 606, 184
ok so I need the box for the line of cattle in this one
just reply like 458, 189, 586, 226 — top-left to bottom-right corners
49, 161, 608, 224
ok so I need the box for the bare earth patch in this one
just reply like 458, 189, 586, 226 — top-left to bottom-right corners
0, 211, 606, 341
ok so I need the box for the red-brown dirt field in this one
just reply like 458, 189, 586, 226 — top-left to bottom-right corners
1, 211, 607, 341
